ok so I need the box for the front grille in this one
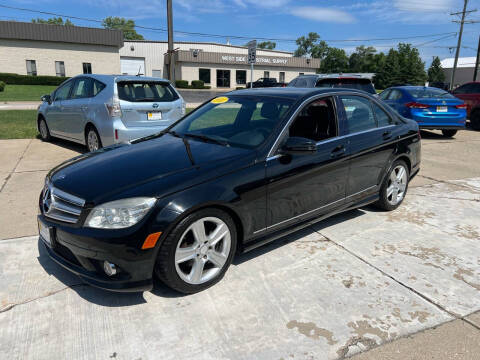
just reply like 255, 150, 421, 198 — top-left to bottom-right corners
42, 185, 85, 224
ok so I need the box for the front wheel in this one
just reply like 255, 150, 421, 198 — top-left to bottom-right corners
471, 110, 480, 130
39, 118, 51, 141
442, 129, 457, 137
374, 160, 409, 211
154, 208, 237, 294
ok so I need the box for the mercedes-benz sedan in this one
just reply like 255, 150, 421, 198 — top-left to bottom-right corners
38, 88, 421, 294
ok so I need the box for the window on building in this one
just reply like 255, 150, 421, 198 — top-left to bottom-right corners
236, 70, 247, 85
55, 61, 65, 77
279, 72, 285, 83
82, 62, 92, 74
199, 68, 211, 84
264, 71, 270, 78
152, 70, 162, 78
299, 72, 305, 75
26, 60, 37, 76
216, 70, 230, 88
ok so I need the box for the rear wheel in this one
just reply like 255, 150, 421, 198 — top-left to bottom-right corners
374, 160, 409, 211
38, 118, 51, 141
442, 129, 457, 137
471, 110, 480, 130
85, 126, 102, 152
154, 208, 237, 294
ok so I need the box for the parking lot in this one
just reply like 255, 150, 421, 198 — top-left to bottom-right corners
0, 129, 479, 359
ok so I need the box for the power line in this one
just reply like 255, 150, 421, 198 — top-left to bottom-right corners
0, 3, 461, 44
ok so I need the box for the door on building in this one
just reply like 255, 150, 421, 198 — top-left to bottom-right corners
216, 70, 230, 88
264, 71, 270, 78
120, 57, 146, 75
152, 70, 162, 78
279, 72, 285, 83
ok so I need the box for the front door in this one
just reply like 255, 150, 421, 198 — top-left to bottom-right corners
216, 70, 230, 88
266, 96, 349, 231
45, 80, 74, 136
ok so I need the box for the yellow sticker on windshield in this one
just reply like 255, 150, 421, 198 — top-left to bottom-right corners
211, 96, 229, 104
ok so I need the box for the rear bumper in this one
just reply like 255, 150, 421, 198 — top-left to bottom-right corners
419, 125, 465, 130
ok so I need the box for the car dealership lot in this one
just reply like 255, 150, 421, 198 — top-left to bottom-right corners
0, 130, 479, 359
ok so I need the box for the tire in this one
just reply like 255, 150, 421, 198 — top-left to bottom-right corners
442, 129, 457, 137
374, 160, 410, 211
471, 110, 480, 131
38, 117, 51, 141
85, 126, 102, 152
154, 208, 237, 294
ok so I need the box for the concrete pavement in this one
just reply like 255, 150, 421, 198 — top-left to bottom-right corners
0, 129, 479, 359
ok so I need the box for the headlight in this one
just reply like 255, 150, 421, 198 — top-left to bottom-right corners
85, 197, 156, 229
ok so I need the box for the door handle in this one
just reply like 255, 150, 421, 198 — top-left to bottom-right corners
81, 105, 88, 111
330, 145, 346, 158
382, 131, 392, 140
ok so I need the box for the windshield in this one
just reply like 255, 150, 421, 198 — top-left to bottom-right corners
117, 81, 179, 102
171, 95, 294, 149
316, 79, 376, 94
406, 88, 455, 99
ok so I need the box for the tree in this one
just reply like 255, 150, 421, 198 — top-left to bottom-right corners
374, 48, 401, 89
397, 43, 427, 86
428, 56, 445, 83
319, 47, 349, 73
102, 17, 144, 40
349, 46, 377, 73
257, 41, 276, 50
294, 32, 328, 59
32, 17, 73, 26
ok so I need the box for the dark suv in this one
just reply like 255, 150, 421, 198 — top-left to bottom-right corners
288, 74, 376, 95
451, 82, 480, 130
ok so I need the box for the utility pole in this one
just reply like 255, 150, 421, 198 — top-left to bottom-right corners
474, 36, 480, 81
450, 0, 477, 89
167, 0, 174, 83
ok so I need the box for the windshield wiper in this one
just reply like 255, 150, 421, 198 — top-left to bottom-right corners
183, 133, 229, 147
131, 129, 180, 143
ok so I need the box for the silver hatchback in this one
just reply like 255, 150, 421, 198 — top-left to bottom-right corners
37, 74, 185, 151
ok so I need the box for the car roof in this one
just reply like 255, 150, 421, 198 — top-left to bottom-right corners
225, 87, 371, 100
78, 74, 171, 83
391, 86, 448, 90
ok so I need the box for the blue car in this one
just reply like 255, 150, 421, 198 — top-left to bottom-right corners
379, 86, 467, 137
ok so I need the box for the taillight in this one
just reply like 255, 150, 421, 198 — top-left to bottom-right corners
406, 102, 429, 109
455, 104, 467, 109
106, 95, 122, 117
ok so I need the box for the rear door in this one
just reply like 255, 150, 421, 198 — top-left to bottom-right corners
117, 81, 183, 129
61, 77, 93, 141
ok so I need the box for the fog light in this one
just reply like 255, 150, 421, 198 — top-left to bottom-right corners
103, 261, 117, 276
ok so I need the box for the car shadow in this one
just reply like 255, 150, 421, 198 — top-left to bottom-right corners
36, 134, 86, 154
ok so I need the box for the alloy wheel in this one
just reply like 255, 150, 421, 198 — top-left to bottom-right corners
386, 165, 407, 205
87, 130, 99, 152
174, 217, 231, 285
39, 120, 48, 139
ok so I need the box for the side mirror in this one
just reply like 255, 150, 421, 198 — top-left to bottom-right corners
41, 94, 52, 104
280, 137, 317, 155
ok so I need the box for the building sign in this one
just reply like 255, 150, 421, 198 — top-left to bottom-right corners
220, 55, 288, 65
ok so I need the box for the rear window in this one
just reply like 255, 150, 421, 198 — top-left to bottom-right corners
316, 79, 376, 94
406, 88, 455, 99
117, 81, 179, 102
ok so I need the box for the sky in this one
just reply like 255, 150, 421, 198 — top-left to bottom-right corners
1, 0, 480, 65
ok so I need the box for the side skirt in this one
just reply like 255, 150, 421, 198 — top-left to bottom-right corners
242, 193, 379, 253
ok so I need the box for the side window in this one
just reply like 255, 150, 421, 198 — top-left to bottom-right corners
387, 90, 402, 100
339, 95, 376, 134
71, 78, 93, 99
379, 90, 390, 100
54, 81, 73, 101
93, 80, 106, 96
453, 84, 471, 94
372, 102, 393, 127
289, 97, 337, 142
473, 84, 480, 94
295, 78, 308, 87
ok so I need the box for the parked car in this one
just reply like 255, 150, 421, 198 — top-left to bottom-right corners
288, 74, 377, 95
451, 82, 480, 130
379, 86, 467, 137
38, 87, 420, 294
245, 77, 286, 88
37, 74, 186, 152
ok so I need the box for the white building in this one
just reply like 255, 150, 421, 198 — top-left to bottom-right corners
119, 41, 320, 89
441, 57, 479, 87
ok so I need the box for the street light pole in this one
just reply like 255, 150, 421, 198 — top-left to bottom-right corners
167, 0, 174, 83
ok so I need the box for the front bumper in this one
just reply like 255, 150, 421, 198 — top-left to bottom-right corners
38, 214, 158, 292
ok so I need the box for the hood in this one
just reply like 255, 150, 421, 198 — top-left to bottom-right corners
48, 134, 254, 204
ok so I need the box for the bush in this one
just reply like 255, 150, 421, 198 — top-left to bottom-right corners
235, 86, 245, 90
191, 80, 205, 89
175, 80, 189, 88
0, 81, 5, 92
0, 73, 69, 86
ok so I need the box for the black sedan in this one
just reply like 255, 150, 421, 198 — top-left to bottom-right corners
38, 88, 421, 294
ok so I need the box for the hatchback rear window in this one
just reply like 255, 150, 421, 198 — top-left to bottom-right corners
316, 79, 376, 94
406, 88, 455, 99
117, 81, 179, 102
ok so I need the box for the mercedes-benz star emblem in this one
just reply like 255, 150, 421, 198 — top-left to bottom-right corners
43, 186, 52, 214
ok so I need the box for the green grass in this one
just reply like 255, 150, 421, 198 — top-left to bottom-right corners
0, 110, 38, 139
0, 85, 57, 102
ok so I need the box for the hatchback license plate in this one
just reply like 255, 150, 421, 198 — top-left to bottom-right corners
437, 106, 448, 112
38, 219, 52, 246
147, 112, 162, 120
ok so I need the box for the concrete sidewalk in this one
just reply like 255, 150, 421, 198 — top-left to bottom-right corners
0, 101, 41, 110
